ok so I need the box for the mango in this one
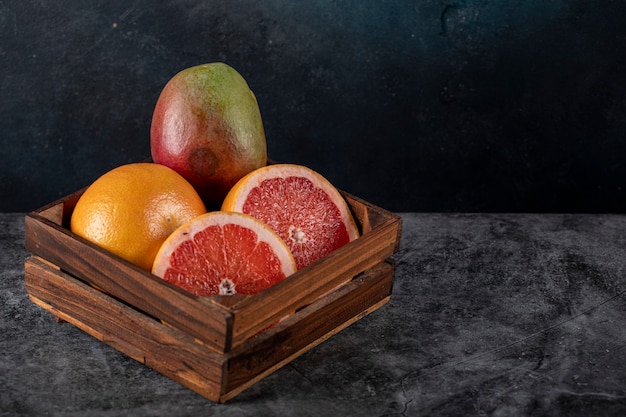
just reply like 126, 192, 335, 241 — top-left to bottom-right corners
150, 62, 267, 207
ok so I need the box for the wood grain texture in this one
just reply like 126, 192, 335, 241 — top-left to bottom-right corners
24, 256, 394, 402
222, 261, 394, 400
24, 256, 227, 401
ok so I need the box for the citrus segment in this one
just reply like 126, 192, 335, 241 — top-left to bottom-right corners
221, 164, 360, 270
70, 163, 207, 270
152, 211, 297, 296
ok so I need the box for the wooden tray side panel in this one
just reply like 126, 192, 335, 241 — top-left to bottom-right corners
229, 212, 401, 344
24, 256, 227, 402
24, 213, 234, 352
222, 261, 394, 400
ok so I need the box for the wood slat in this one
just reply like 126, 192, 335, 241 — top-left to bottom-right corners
222, 261, 394, 400
24, 256, 227, 402
24, 256, 394, 403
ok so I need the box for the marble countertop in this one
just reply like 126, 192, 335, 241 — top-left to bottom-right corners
2, 212, 626, 416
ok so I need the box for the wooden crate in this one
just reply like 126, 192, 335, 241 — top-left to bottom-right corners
23, 175, 402, 403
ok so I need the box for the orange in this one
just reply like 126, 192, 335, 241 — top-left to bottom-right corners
221, 164, 360, 270
70, 163, 207, 270
152, 211, 297, 296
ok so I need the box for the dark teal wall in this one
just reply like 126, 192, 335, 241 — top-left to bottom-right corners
2, 1, 626, 212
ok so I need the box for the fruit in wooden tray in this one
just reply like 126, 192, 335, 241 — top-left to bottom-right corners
222, 164, 359, 270
152, 211, 297, 296
71, 63, 359, 294
70, 163, 207, 271
150, 62, 267, 208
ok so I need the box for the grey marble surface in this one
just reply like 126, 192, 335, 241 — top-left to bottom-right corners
2, 212, 626, 416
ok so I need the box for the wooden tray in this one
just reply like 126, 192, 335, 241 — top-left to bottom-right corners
23, 173, 402, 402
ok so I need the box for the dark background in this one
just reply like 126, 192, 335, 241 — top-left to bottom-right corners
2, 0, 626, 213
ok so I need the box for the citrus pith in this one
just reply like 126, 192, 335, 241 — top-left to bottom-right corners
70, 163, 207, 270
152, 211, 297, 296
221, 164, 360, 269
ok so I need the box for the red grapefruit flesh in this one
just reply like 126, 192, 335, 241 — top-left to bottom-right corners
152, 211, 296, 296
221, 164, 360, 270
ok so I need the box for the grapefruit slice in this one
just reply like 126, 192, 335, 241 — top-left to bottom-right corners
152, 211, 296, 296
221, 164, 360, 270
